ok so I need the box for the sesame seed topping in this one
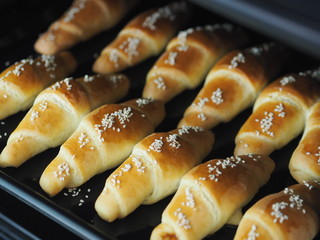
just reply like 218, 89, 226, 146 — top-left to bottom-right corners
121, 163, 132, 172
274, 103, 286, 117
41, 55, 57, 72
51, 77, 73, 91
192, 97, 209, 110
78, 132, 89, 148
39, 101, 48, 111
258, 111, 274, 137
54, 162, 70, 181
280, 76, 296, 86
303, 180, 314, 190
164, 51, 178, 65
228, 53, 245, 69
197, 113, 207, 121
119, 37, 140, 60
148, 137, 164, 152
271, 201, 289, 223
83, 74, 95, 82
109, 49, 120, 68
181, 187, 196, 209
248, 42, 275, 56
63, 0, 86, 22
153, 76, 166, 90
136, 98, 153, 107
132, 156, 146, 173
245, 225, 260, 240
142, 2, 185, 30
166, 134, 181, 148
111, 171, 122, 187
201, 156, 245, 182
178, 126, 202, 135
211, 88, 223, 105
174, 208, 191, 229
94, 107, 133, 142
30, 110, 40, 122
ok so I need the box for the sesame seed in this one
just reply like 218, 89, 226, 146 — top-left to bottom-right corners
153, 76, 166, 90
119, 37, 140, 60
280, 76, 296, 86
149, 137, 164, 152
109, 49, 120, 68
54, 162, 70, 181
136, 98, 153, 107
228, 53, 245, 69
174, 208, 191, 229
192, 97, 209, 110
30, 110, 40, 122
197, 113, 207, 121
211, 88, 223, 105
132, 156, 146, 173
245, 225, 260, 240
166, 134, 181, 148
83, 74, 95, 82
164, 51, 178, 65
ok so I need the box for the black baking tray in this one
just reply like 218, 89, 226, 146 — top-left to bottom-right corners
0, 0, 319, 239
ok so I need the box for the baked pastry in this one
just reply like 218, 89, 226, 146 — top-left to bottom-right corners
34, 0, 140, 55
151, 154, 274, 240
0, 73, 129, 168
178, 42, 290, 129
94, 126, 214, 222
234, 181, 320, 240
142, 23, 250, 103
289, 68, 320, 182
39, 98, 165, 196
0, 51, 77, 120
92, 1, 190, 74
234, 69, 320, 156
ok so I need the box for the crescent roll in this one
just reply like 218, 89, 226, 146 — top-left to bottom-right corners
289, 68, 320, 182
0, 51, 77, 120
151, 154, 274, 240
0, 74, 129, 168
39, 98, 165, 196
34, 0, 140, 55
142, 23, 250, 103
234, 69, 320, 156
95, 126, 214, 222
178, 42, 290, 129
234, 181, 320, 240
92, 1, 190, 74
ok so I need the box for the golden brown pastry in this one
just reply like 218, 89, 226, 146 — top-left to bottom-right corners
34, 0, 140, 55
151, 154, 274, 240
95, 126, 214, 222
0, 51, 77, 120
142, 23, 250, 103
289, 68, 320, 182
234, 181, 320, 240
234, 69, 320, 156
178, 42, 290, 129
39, 98, 165, 196
0, 73, 129, 168
92, 1, 190, 74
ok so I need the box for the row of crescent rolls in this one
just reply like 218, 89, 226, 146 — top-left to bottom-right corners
0, 51, 77, 120
34, 0, 141, 55
234, 67, 320, 157
177, 42, 291, 130
141, 23, 251, 103
39, 97, 166, 196
0, 73, 130, 168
